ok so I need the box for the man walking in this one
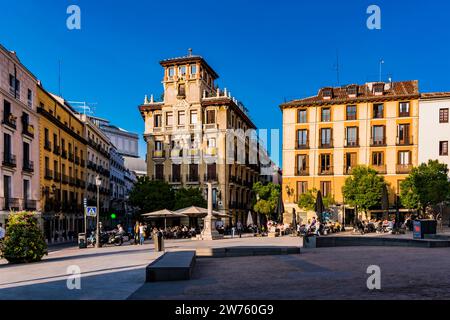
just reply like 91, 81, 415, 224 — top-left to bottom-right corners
237, 221, 243, 238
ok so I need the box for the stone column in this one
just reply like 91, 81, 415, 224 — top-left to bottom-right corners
201, 183, 223, 240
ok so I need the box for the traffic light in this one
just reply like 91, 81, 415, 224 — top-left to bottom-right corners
110, 213, 117, 219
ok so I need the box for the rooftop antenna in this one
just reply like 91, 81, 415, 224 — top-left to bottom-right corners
379, 59, 385, 82
334, 49, 340, 86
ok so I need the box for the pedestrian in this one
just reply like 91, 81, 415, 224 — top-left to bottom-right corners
134, 221, 140, 245
139, 222, 146, 245
237, 221, 243, 238
0, 223, 5, 240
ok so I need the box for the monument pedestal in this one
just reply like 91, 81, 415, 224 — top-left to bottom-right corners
200, 215, 223, 240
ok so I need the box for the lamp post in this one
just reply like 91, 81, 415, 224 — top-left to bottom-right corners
95, 175, 102, 248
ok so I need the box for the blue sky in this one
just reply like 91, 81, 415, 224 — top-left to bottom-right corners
1, 0, 450, 163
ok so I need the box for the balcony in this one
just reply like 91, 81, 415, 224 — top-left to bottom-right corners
345, 140, 359, 148
22, 122, 35, 138
295, 141, 309, 150
23, 160, 34, 173
69, 177, 76, 186
396, 136, 413, 146
2, 153, 17, 168
188, 148, 200, 157
204, 173, 218, 182
61, 149, 67, 159
53, 145, 60, 155
343, 165, 357, 175
371, 165, 387, 174
45, 169, 53, 180
24, 199, 37, 211
68, 152, 74, 162
186, 174, 199, 183
75, 156, 80, 165
44, 140, 52, 151
396, 164, 413, 174
319, 139, 334, 149
168, 175, 182, 184
205, 147, 217, 156
295, 167, 309, 176
399, 111, 410, 117
371, 138, 386, 147
62, 174, 69, 185
2, 113, 17, 129
53, 171, 61, 182
152, 150, 165, 159
319, 166, 334, 176
3, 198, 20, 211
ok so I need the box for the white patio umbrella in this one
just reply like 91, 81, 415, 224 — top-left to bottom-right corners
176, 206, 231, 218
246, 211, 254, 226
141, 209, 187, 229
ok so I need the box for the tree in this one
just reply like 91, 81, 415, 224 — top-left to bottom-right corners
297, 188, 336, 212
174, 187, 207, 210
400, 160, 450, 217
0, 212, 48, 264
252, 182, 281, 218
342, 166, 387, 217
128, 177, 175, 218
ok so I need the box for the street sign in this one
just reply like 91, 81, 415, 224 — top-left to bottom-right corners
86, 206, 97, 217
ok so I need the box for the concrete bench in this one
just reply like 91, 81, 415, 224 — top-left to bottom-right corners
145, 251, 196, 282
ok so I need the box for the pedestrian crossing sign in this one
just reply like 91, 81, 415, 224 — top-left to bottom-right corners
86, 206, 97, 217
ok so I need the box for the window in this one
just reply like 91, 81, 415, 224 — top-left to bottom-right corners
296, 129, 308, 148
346, 105, 357, 120
373, 103, 384, 119
322, 88, 333, 99
347, 85, 357, 96
398, 151, 411, 165
397, 124, 410, 145
155, 164, 164, 180
345, 153, 357, 173
399, 102, 410, 117
321, 108, 331, 122
320, 128, 332, 147
440, 141, 448, 156
190, 64, 197, 75
177, 84, 186, 97
297, 109, 307, 123
154, 114, 162, 127
319, 154, 332, 173
166, 112, 173, 126
27, 89, 32, 107
206, 110, 216, 124
3, 99, 11, 119
297, 181, 308, 200
372, 126, 385, 145
178, 111, 185, 125
372, 152, 384, 166
9, 74, 20, 98
207, 138, 216, 148
178, 65, 186, 76
320, 181, 332, 197
168, 67, 175, 78
346, 127, 358, 146
190, 110, 198, 124
155, 141, 163, 151
296, 155, 308, 175
440, 108, 449, 123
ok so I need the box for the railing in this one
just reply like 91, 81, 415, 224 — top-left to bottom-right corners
75, 156, 80, 165
2, 113, 17, 129
68, 152, 74, 162
53, 145, 60, 155
204, 173, 218, 182
345, 140, 359, 148
396, 136, 413, 146
22, 121, 34, 138
186, 174, 199, 183
2, 153, 17, 167
399, 111, 410, 117
44, 140, 52, 151
370, 138, 386, 146
45, 169, 53, 180
61, 149, 67, 159
295, 167, 309, 176
23, 160, 34, 172
319, 140, 334, 149
343, 165, 356, 175
3, 198, 20, 210
69, 177, 76, 186
54, 171, 60, 182
168, 175, 182, 183
318, 166, 334, 175
24, 199, 37, 210
62, 174, 69, 184
152, 150, 165, 158
371, 165, 387, 174
295, 141, 309, 150
396, 164, 413, 174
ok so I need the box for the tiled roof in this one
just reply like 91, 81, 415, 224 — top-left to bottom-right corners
421, 92, 450, 99
280, 80, 419, 108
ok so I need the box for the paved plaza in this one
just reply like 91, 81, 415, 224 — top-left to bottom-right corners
1, 235, 450, 300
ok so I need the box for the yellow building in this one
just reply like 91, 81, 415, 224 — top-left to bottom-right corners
37, 84, 87, 243
280, 81, 419, 224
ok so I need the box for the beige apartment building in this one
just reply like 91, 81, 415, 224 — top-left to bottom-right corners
0, 45, 40, 225
139, 53, 268, 226
280, 81, 420, 224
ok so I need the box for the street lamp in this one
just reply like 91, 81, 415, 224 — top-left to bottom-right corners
95, 175, 102, 248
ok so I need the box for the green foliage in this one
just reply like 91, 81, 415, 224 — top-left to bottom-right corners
174, 187, 207, 210
129, 177, 175, 217
400, 160, 450, 213
342, 165, 387, 214
0, 212, 48, 264
297, 188, 336, 211
252, 182, 281, 217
